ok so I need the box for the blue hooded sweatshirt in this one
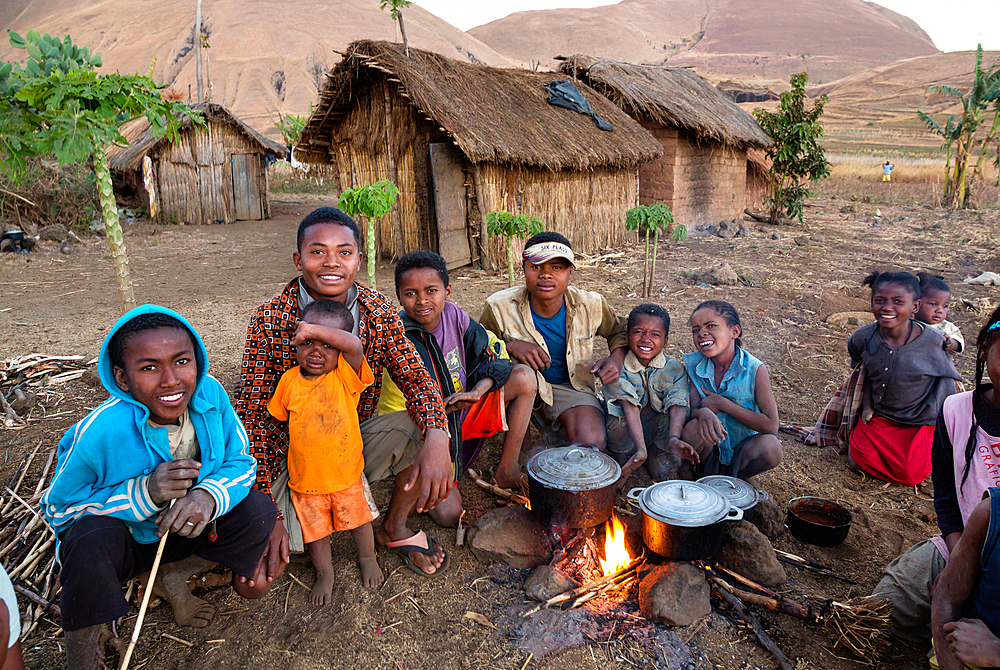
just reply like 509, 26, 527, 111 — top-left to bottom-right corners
42, 305, 255, 545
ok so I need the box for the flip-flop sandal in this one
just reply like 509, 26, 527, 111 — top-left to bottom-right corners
383, 530, 450, 577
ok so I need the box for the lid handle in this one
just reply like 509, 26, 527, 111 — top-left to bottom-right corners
725, 480, 737, 489
626, 487, 645, 502
679, 485, 686, 500
564, 448, 585, 461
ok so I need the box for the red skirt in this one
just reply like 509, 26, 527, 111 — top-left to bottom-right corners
849, 415, 934, 486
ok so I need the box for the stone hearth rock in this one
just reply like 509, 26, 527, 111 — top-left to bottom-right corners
710, 263, 739, 285
750, 496, 785, 541
714, 520, 787, 587
717, 220, 738, 239
39, 224, 69, 243
524, 565, 579, 602
638, 562, 711, 626
469, 506, 552, 569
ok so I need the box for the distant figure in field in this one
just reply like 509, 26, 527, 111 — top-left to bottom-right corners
883, 160, 894, 182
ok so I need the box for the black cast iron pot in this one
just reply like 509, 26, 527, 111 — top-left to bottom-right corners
786, 496, 852, 546
628, 481, 744, 561
526, 444, 621, 529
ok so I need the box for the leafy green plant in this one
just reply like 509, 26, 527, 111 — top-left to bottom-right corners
918, 45, 1000, 208
486, 211, 544, 287
379, 0, 413, 57
272, 105, 311, 147
625, 202, 685, 297
753, 72, 832, 224
337, 179, 399, 290
0, 29, 199, 313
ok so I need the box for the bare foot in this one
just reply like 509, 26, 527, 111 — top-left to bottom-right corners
492, 465, 527, 491
155, 556, 216, 628
311, 565, 334, 605
359, 554, 384, 588
65, 623, 111, 670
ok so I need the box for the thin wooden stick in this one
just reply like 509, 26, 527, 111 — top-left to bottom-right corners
708, 575, 819, 624
121, 505, 172, 670
466, 469, 529, 506
520, 558, 644, 617
12, 584, 60, 617
713, 584, 793, 670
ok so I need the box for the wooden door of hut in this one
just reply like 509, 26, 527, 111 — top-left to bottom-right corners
429, 143, 471, 269
231, 154, 264, 220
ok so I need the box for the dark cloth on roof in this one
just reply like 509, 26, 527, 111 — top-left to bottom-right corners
545, 80, 613, 131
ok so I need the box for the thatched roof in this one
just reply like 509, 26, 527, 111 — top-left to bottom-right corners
296, 40, 662, 171
106, 102, 286, 172
557, 55, 772, 150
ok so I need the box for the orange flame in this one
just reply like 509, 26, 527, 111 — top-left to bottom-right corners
599, 512, 632, 575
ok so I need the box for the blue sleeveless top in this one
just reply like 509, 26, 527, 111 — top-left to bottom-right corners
965, 487, 1000, 636
683, 346, 762, 466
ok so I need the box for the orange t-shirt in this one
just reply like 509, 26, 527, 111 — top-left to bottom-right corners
267, 355, 374, 494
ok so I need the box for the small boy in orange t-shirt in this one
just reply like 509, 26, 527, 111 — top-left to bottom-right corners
267, 299, 380, 603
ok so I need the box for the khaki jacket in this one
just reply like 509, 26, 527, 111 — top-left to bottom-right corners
479, 285, 627, 406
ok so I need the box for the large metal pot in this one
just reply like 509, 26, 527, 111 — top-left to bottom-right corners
526, 445, 621, 529
697, 475, 769, 522
627, 481, 743, 560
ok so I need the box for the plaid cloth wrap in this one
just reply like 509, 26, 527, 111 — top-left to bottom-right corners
234, 279, 448, 498
780, 365, 866, 451
780, 366, 965, 451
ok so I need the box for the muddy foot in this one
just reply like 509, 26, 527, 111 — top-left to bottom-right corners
359, 555, 384, 588
65, 623, 111, 670
311, 566, 334, 605
155, 556, 216, 627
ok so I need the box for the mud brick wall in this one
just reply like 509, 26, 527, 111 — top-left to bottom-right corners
637, 119, 748, 228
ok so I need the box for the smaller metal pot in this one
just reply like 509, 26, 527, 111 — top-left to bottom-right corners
786, 496, 852, 546
697, 475, 769, 522
628, 481, 743, 561
526, 445, 621, 529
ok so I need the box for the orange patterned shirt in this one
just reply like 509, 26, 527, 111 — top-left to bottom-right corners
235, 279, 448, 498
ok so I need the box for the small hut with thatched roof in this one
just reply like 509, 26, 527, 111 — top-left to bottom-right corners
106, 102, 286, 225
295, 40, 662, 270
558, 56, 772, 227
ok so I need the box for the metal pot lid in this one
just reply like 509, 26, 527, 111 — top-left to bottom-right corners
697, 475, 761, 510
635, 481, 731, 526
526, 445, 621, 492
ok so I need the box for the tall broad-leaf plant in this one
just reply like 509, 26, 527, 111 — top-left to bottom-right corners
625, 203, 685, 298
0, 30, 199, 313
486, 211, 544, 287
337, 179, 399, 290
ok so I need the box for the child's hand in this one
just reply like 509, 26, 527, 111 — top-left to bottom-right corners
620, 445, 648, 479
694, 407, 727, 446
592, 356, 622, 385
155, 488, 216, 537
668, 436, 700, 464
943, 336, 959, 352
700, 386, 730, 414
506, 340, 550, 371
292, 320, 323, 346
147, 459, 201, 506
443, 388, 485, 413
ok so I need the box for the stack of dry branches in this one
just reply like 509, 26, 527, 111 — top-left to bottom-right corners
1, 442, 60, 640
824, 596, 892, 658
1, 354, 91, 428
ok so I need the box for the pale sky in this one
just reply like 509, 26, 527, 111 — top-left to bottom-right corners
415, 0, 999, 53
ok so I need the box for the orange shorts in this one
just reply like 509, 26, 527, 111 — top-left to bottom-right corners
290, 475, 378, 543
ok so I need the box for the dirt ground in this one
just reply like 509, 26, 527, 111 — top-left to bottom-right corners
3, 190, 1000, 670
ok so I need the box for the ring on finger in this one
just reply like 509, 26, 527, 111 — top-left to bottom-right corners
185, 521, 195, 526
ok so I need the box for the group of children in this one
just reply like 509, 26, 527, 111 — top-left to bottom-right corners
36, 202, 1000, 669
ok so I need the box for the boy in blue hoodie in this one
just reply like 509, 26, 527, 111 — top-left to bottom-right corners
42, 306, 284, 670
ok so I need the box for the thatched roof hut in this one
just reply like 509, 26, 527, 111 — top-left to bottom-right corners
107, 103, 286, 224
558, 55, 772, 227
297, 40, 662, 270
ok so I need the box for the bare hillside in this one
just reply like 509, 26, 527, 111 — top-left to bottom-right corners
470, 0, 938, 84
2, 0, 512, 138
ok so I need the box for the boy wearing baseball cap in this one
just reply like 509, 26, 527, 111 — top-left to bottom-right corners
480, 231, 627, 451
